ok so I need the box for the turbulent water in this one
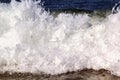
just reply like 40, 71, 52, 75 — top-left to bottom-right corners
1, 0, 120, 76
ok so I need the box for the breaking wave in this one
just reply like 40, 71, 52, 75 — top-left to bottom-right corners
1, 0, 120, 75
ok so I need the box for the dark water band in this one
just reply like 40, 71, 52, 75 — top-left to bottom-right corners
0, 0, 120, 11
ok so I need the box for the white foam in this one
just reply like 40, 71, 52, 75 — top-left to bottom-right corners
0, 0, 120, 75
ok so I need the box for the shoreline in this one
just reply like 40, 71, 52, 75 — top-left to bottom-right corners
0, 69, 120, 80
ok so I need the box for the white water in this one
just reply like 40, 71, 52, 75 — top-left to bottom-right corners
0, 0, 120, 75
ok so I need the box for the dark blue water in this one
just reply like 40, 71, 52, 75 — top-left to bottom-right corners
41, 0, 120, 11
0, 0, 120, 11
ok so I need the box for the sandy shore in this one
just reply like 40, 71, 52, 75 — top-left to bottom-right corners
0, 69, 119, 80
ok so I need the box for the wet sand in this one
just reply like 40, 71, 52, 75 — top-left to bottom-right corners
0, 69, 120, 80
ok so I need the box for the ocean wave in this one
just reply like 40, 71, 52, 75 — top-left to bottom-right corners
0, 0, 120, 76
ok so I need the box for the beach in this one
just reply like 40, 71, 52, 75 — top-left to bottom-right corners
0, 69, 119, 80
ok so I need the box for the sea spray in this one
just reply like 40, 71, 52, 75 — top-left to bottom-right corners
0, 0, 120, 76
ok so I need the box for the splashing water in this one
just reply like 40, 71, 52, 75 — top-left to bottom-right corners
1, 0, 120, 75
112, 1, 120, 14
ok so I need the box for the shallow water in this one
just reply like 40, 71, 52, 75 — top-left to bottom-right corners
1, 0, 120, 76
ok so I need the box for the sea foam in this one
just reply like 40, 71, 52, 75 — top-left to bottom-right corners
0, 0, 120, 75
